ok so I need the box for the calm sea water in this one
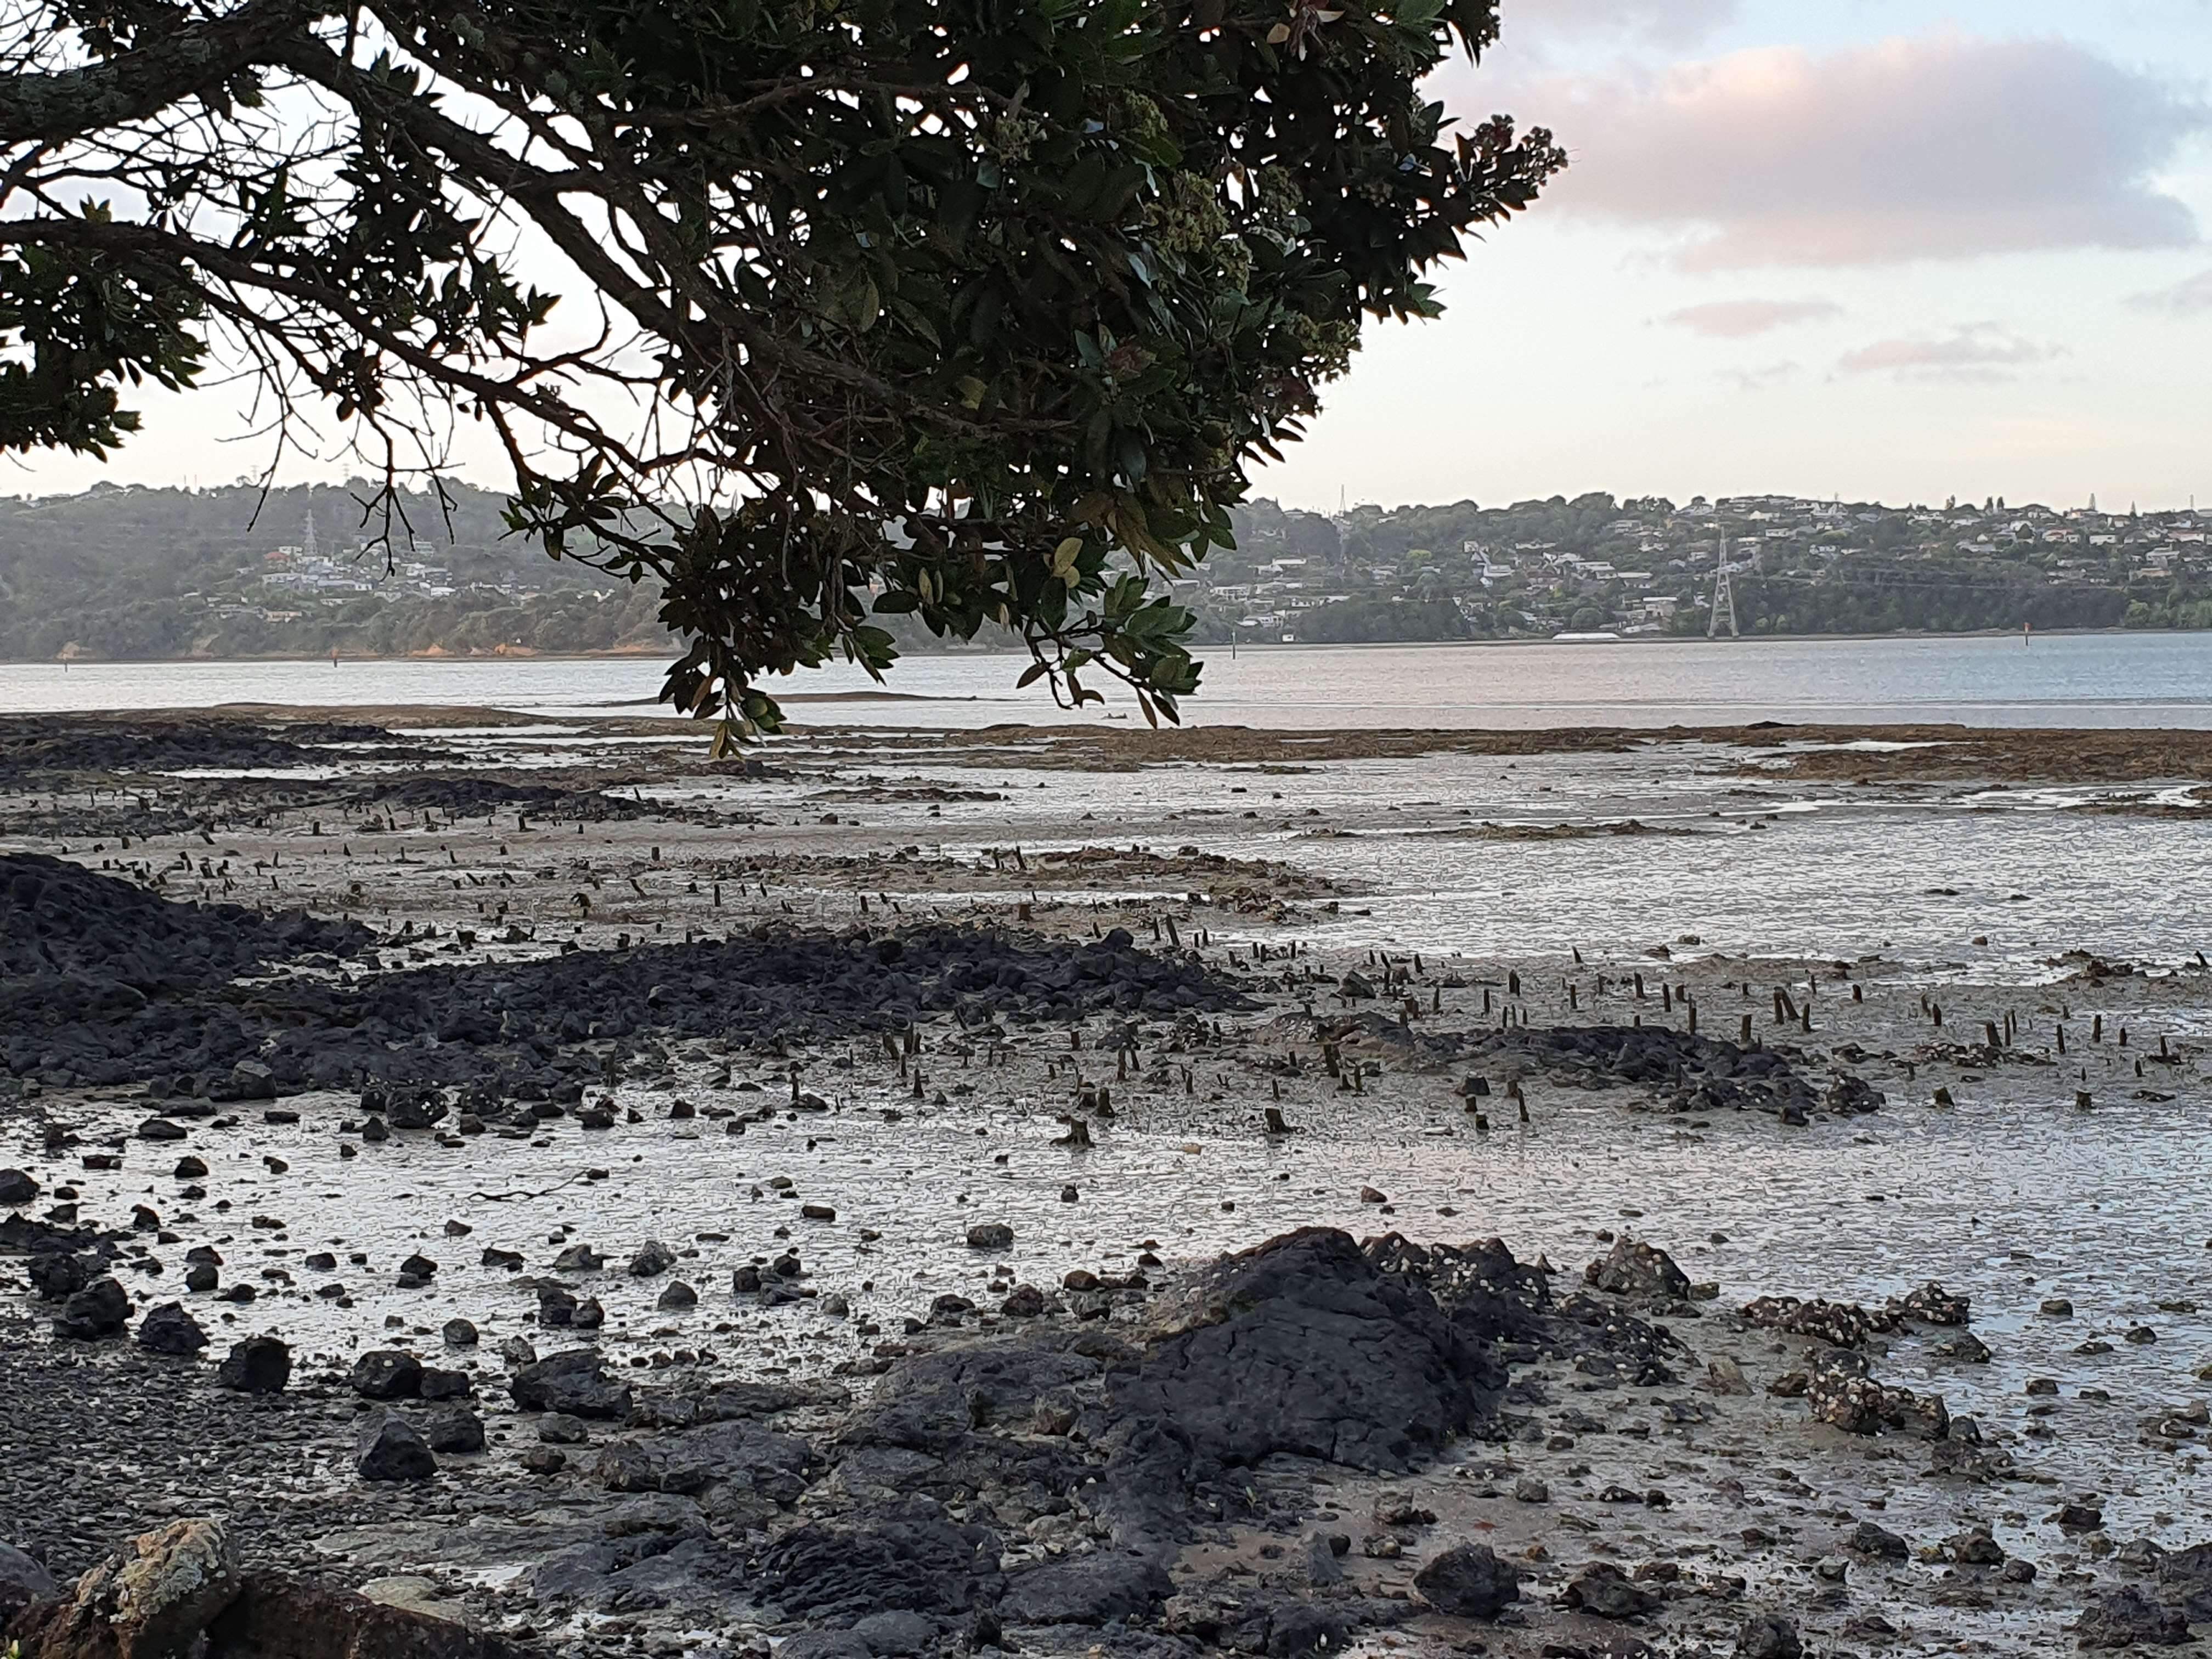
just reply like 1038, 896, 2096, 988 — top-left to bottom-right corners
4, 630, 2212, 728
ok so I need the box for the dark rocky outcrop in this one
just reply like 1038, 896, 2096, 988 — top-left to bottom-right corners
766, 1227, 1553, 1641
1098, 1229, 1532, 1485
1000, 1555, 1174, 1626
0, 853, 369, 993
213, 1338, 290, 1395
134, 1304, 208, 1357
422, 1407, 487, 1455
5, 1216, 99, 1257
1410, 1544, 1519, 1619
1849, 1520, 1910, 1560
1562, 1562, 1662, 1620
0, 1543, 57, 1624
2157, 1542, 2212, 1621
351, 775, 665, 824
1741, 1294, 1903, 1350
1585, 1238, 1692, 1301
1453, 1022, 1882, 1122
29, 1252, 94, 1302
755, 1502, 1003, 1624
348, 1351, 424, 1401
510, 1351, 633, 1421
354, 1415, 437, 1483
1737, 1613, 1804, 1659
53, 1278, 129, 1341
1, 857, 1248, 1096
0, 716, 393, 781
2074, 1585, 2192, 1648
1892, 1281, 1971, 1325
628, 1240, 676, 1278
1804, 1350, 1948, 1440
6, 1534, 541, 1659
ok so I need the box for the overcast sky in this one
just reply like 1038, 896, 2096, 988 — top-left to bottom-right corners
1259, 0, 2212, 512
8, 0, 2210, 511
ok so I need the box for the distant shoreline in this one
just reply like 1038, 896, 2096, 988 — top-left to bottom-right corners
7, 623, 2203, 669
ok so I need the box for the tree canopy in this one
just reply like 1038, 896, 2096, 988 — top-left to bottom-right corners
0, 0, 1561, 730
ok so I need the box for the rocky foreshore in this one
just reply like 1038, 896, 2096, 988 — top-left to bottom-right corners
7, 709, 2212, 1657
10, 1218, 2193, 1659
8, 1222, 2212, 1657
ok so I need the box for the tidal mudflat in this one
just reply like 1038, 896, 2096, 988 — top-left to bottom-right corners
4, 707, 2211, 1659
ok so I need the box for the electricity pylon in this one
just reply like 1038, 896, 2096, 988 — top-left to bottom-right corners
1707, 563, 1739, 637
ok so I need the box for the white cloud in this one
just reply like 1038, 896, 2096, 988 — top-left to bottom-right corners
1503, 0, 1738, 50
1835, 324, 2067, 383
2126, 268, 2212, 318
1520, 35, 2209, 269
1663, 300, 1843, 337
1720, 361, 1802, 392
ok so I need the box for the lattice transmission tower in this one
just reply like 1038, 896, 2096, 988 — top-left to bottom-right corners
1707, 563, 1739, 637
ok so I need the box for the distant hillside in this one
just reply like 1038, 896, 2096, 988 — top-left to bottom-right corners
1, 482, 2200, 663
0, 480, 1053, 664
0, 480, 670, 661
1204, 492, 2196, 641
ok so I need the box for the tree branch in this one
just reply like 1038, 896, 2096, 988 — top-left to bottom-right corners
0, 0, 331, 144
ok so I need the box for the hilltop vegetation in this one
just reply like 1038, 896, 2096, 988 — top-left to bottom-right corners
0, 482, 2204, 664
1198, 491, 2203, 641
0, 482, 664, 662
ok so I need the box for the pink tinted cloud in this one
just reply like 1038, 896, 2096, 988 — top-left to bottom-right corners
1522, 35, 2208, 269
1835, 324, 2066, 383
1663, 299, 1843, 337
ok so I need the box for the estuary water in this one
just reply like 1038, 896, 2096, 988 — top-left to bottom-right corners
4, 629, 2212, 729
